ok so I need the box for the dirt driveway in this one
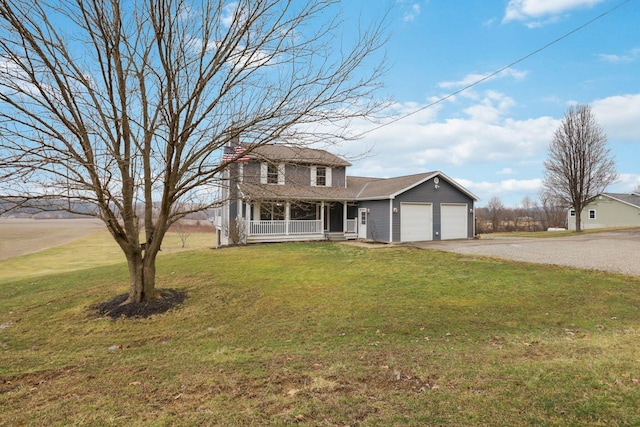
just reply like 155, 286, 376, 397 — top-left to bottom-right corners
411, 229, 640, 277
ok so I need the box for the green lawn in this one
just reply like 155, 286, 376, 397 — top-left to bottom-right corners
1, 239, 639, 426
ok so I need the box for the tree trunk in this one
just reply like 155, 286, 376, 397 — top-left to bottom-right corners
575, 210, 582, 232
126, 249, 157, 303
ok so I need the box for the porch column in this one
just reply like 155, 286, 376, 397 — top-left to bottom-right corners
244, 202, 251, 241
320, 201, 325, 233
343, 201, 348, 233
285, 201, 290, 235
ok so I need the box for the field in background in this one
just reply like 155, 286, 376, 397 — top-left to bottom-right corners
0, 218, 215, 284
0, 218, 104, 261
1, 230, 640, 425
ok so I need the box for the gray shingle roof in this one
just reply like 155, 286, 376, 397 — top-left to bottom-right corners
603, 193, 640, 208
352, 172, 436, 199
239, 182, 358, 201
239, 171, 479, 202
242, 144, 351, 167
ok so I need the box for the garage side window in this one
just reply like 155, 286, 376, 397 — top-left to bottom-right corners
589, 209, 596, 219
569, 209, 576, 217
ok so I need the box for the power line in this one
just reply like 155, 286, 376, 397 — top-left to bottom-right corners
361, 0, 632, 136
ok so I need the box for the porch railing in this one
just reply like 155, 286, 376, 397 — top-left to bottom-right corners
346, 219, 357, 233
289, 219, 323, 234
249, 219, 323, 236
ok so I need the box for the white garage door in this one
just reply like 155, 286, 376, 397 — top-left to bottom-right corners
441, 204, 468, 240
401, 203, 433, 242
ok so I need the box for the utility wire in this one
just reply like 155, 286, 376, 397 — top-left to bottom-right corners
361, 0, 632, 136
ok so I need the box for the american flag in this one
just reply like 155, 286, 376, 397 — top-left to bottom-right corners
222, 146, 250, 163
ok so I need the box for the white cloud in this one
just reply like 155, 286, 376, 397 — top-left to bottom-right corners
462, 91, 516, 123
339, 91, 638, 207
503, 0, 606, 25
592, 94, 640, 141
483, 17, 497, 27
346, 93, 557, 174
457, 178, 543, 205
596, 48, 640, 64
402, 3, 422, 22
438, 68, 527, 90
221, 2, 239, 28
614, 173, 640, 192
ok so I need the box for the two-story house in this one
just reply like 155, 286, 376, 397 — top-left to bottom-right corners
215, 143, 478, 245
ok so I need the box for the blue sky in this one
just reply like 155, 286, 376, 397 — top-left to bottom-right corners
337, 0, 640, 207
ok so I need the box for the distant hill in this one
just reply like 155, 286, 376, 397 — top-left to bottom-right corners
0, 198, 216, 220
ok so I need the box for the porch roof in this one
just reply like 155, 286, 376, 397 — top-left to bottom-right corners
239, 182, 359, 201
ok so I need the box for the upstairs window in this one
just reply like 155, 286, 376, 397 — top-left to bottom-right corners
316, 167, 327, 186
569, 209, 576, 217
261, 162, 284, 185
311, 166, 331, 187
267, 164, 278, 184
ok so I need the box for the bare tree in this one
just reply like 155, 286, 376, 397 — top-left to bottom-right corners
542, 104, 617, 232
174, 219, 190, 249
538, 189, 566, 230
0, 0, 387, 303
519, 195, 537, 231
485, 196, 504, 233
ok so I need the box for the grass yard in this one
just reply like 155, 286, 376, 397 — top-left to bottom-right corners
1, 238, 639, 426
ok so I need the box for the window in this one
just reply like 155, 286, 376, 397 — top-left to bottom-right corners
267, 164, 278, 184
316, 167, 327, 186
569, 209, 576, 217
589, 209, 596, 219
260, 201, 285, 220
311, 166, 331, 186
290, 202, 317, 220
261, 162, 284, 185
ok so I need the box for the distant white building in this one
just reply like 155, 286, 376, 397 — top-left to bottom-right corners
568, 193, 640, 230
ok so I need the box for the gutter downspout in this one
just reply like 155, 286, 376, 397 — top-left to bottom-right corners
389, 198, 394, 243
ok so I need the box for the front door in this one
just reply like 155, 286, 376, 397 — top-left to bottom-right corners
358, 208, 367, 239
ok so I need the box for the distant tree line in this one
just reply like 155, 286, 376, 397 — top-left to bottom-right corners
475, 191, 567, 234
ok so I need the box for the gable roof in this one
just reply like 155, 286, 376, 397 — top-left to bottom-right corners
601, 193, 640, 209
242, 144, 351, 167
351, 171, 478, 201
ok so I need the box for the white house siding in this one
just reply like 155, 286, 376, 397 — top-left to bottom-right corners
568, 196, 640, 230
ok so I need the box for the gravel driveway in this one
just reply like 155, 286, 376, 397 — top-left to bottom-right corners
412, 229, 640, 277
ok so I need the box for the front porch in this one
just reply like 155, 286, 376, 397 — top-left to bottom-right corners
243, 200, 359, 243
